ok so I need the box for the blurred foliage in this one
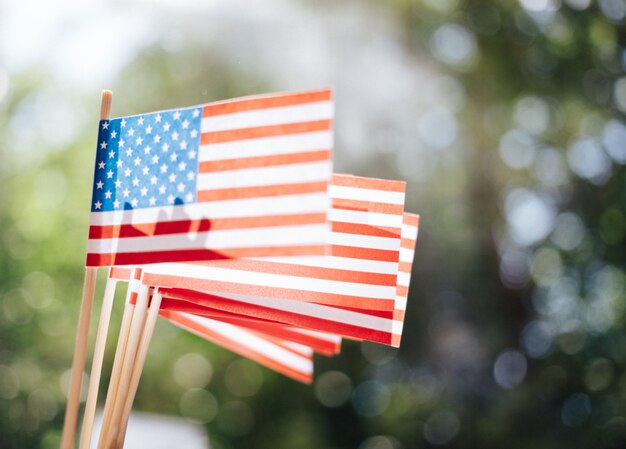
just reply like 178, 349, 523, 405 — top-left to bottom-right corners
1, 0, 626, 448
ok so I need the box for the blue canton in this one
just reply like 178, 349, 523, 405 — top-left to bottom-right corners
91, 106, 202, 212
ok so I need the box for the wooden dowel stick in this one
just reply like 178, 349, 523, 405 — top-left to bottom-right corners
60, 89, 112, 449
115, 290, 164, 449
99, 284, 150, 449
60, 267, 98, 449
77, 276, 118, 449
96, 300, 134, 448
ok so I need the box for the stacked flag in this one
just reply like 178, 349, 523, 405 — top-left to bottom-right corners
63, 89, 419, 449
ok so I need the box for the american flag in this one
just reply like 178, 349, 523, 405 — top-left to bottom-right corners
87, 89, 334, 266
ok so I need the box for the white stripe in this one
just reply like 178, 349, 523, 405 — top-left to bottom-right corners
253, 256, 398, 275
328, 232, 401, 251
177, 313, 312, 374
399, 249, 415, 263
146, 263, 397, 300
329, 209, 403, 228
201, 101, 333, 132
199, 131, 332, 161
401, 224, 419, 239
290, 328, 342, 344
196, 161, 331, 190
281, 341, 314, 356
89, 193, 329, 226
88, 223, 327, 254
397, 272, 411, 286
395, 296, 407, 310
329, 185, 405, 205
392, 320, 403, 335
207, 292, 395, 333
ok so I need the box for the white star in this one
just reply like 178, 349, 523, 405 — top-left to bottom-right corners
142, 166, 150, 175
155, 114, 162, 123
180, 140, 187, 150
145, 125, 152, 134
185, 192, 194, 202
102, 122, 109, 130
151, 155, 160, 164
149, 197, 156, 206
187, 171, 195, 180
122, 188, 130, 198
109, 150, 115, 158
135, 137, 143, 146
150, 175, 158, 185
140, 187, 148, 196
110, 130, 117, 139
100, 140, 107, 149
163, 122, 171, 132
134, 157, 141, 166
192, 109, 200, 118
104, 190, 112, 199
167, 194, 175, 203
161, 143, 169, 152
124, 168, 132, 177
96, 180, 104, 189
132, 177, 140, 187
173, 111, 181, 120
158, 185, 166, 194
126, 148, 133, 157
106, 170, 114, 179
116, 160, 123, 168
169, 173, 177, 183
98, 161, 105, 169
144, 145, 151, 154
94, 200, 102, 209
138, 117, 144, 126
171, 131, 179, 141
178, 161, 187, 171
115, 179, 122, 188
118, 138, 125, 148
128, 128, 135, 136
190, 129, 198, 138
121, 119, 127, 128
153, 135, 161, 143
170, 153, 178, 162
113, 199, 120, 209
131, 198, 139, 208
182, 120, 189, 129
177, 182, 185, 192
160, 164, 168, 173
188, 149, 196, 159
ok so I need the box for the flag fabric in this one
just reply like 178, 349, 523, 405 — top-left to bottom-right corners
87, 89, 334, 267
157, 212, 419, 346
140, 174, 406, 310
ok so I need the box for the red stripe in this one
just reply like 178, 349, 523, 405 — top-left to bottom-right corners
331, 245, 400, 262
332, 198, 404, 215
401, 238, 416, 250
197, 181, 327, 202
85, 244, 325, 267
332, 174, 406, 192
200, 120, 331, 144
146, 274, 395, 311
198, 150, 331, 172
183, 258, 397, 286
161, 291, 395, 346
403, 214, 420, 227
398, 262, 413, 273
331, 221, 401, 238
109, 267, 131, 280
162, 311, 313, 383
88, 213, 326, 239
202, 90, 331, 117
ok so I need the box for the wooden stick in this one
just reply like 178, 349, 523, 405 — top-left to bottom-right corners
98, 284, 150, 449
114, 290, 164, 449
96, 299, 134, 448
60, 267, 98, 449
60, 89, 112, 449
77, 275, 118, 449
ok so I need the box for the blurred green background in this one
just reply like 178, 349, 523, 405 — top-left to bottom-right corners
1, 0, 626, 448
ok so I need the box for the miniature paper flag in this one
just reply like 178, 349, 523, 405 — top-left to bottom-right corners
140, 174, 406, 310
87, 89, 334, 266
157, 212, 419, 346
